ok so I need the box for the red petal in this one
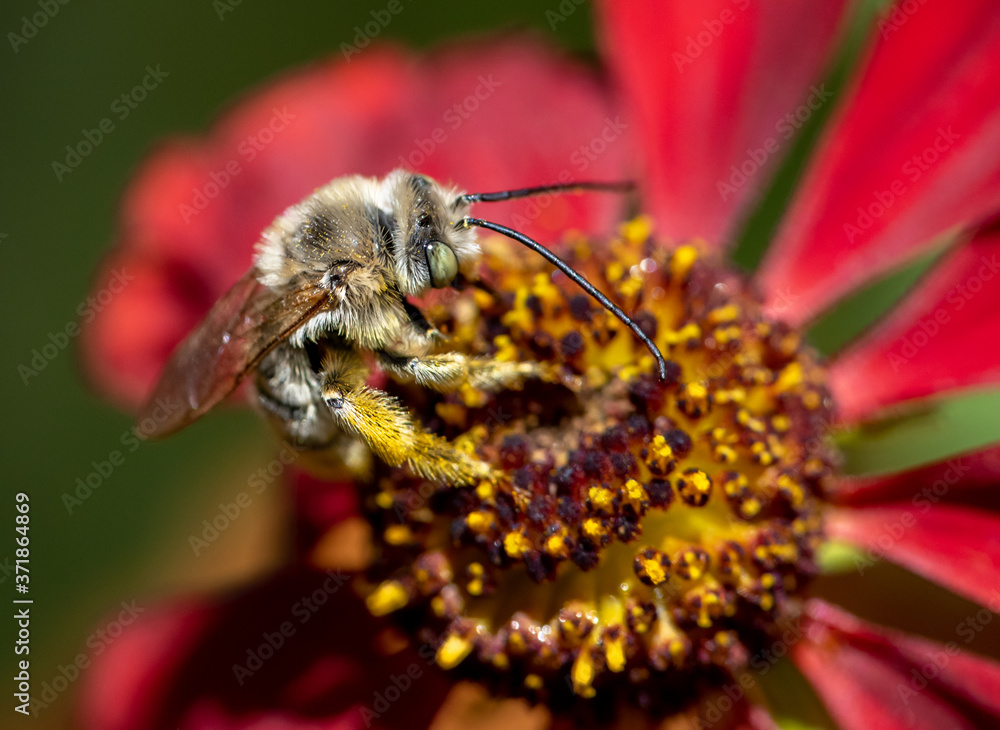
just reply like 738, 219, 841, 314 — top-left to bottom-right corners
288, 469, 359, 555
78, 568, 451, 730
82, 39, 627, 408
795, 599, 1000, 728
597, 0, 849, 247
795, 636, 970, 730
833, 445, 1000, 504
829, 228, 1000, 423
77, 601, 214, 730
827, 503, 1000, 608
760, 1, 1000, 323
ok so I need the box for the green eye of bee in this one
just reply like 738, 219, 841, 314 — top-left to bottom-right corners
426, 240, 458, 288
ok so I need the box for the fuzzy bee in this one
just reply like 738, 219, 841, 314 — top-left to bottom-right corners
138, 169, 666, 485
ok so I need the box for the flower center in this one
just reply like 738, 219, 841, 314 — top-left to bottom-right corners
357, 219, 836, 713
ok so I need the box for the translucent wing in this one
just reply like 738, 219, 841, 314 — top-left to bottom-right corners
135, 268, 330, 438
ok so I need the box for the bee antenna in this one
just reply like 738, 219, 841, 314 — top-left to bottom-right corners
462, 217, 668, 381
458, 180, 634, 205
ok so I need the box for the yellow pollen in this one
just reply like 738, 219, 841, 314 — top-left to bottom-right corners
644, 435, 674, 473
670, 244, 698, 280
617, 276, 644, 300
492, 334, 519, 362
677, 468, 713, 507
686, 382, 708, 400
707, 304, 741, 325
434, 402, 466, 426
571, 648, 597, 698
466, 510, 494, 533
436, 634, 473, 670
459, 382, 489, 408
775, 362, 804, 392
546, 531, 569, 557
430, 595, 447, 616
606, 261, 626, 283
475, 480, 495, 501
772, 414, 791, 432
639, 557, 667, 585
740, 498, 762, 518
588, 486, 616, 513
667, 322, 702, 345
530, 272, 562, 307
583, 517, 606, 539
524, 673, 544, 690
624, 478, 648, 508
383, 524, 412, 545
621, 215, 653, 244
605, 634, 626, 672
504, 531, 531, 558
714, 445, 737, 463
366, 580, 408, 617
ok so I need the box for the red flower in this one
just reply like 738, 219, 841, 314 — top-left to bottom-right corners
80, 2, 1000, 728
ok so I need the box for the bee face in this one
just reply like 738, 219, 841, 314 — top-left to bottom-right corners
248, 169, 482, 353
255, 170, 477, 303
382, 169, 478, 296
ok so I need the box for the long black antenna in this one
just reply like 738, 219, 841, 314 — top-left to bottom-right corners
459, 181, 634, 205
463, 217, 668, 381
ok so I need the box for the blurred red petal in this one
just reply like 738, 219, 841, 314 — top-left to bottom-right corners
795, 638, 968, 730
82, 39, 628, 408
827, 503, 1000, 608
760, 1, 1000, 323
404, 39, 632, 240
78, 568, 450, 730
289, 469, 359, 556
832, 444, 1000, 504
795, 599, 1000, 729
597, 0, 849, 247
78, 601, 214, 730
829, 228, 1000, 423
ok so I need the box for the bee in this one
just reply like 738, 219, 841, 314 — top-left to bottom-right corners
138, 169, 666, 485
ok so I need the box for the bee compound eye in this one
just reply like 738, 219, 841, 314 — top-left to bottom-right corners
425, 240, 458, 288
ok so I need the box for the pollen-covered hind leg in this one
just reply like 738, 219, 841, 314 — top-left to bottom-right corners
321, 353, 492, 486
377, 351, 555, 393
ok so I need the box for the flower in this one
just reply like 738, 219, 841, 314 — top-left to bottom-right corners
79, 2, 1000, 729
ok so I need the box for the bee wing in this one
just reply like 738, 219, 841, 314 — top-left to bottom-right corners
136, 268, 330, 438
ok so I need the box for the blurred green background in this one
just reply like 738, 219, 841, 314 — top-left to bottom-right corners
2, 1, 999, 729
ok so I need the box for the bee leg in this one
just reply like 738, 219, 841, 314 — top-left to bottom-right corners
402, 300, 443, 342
321, 356, 492, 486
377, 351, 553, 393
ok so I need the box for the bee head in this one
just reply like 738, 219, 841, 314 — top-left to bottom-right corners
383, 169, 479, 296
